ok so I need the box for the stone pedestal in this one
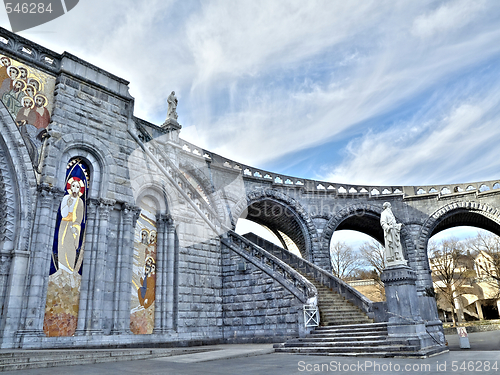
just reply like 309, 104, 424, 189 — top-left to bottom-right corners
381, 264, 444, 351
161, 118, 181, 143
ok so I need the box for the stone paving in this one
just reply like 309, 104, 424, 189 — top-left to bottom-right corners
1, 332, 499, 375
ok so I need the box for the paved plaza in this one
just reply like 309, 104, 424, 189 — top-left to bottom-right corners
2, 331, 499, 375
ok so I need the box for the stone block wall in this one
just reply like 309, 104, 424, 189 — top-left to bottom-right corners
176, 237, 223, 341
221, 244, 305, 343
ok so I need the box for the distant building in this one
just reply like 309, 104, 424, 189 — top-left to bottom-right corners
430, 250, 500, 322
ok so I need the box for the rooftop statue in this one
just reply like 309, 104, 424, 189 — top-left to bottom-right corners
167, 91, 178, 120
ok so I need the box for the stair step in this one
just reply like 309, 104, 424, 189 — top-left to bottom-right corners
314, 322, 387, 330
285, 340, 409, 348
297, 335, 390, 341
321, 312, 369, 317
276, 345, 419, 354
311, 331, 388, 338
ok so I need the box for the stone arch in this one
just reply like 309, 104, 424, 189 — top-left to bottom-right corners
232, 188, 318, 262
0, 103, 37, 343
320, 203, 416, 267
417, 201, 500, 255
135, 183, 170, 215
46, 134, 115, 199
0, 104, 36, 253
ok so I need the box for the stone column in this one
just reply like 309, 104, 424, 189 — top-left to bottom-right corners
83, 198, 100, 334
19, 185, 63, 342
153, 213, 167, 334
89, 198, 114, 333
75, 198, 98, 334
497, 299, 500, 318
0, 251, 29, 348
166, 217, 175, 330
114, 204, 138, 334
110, 204, 124, 335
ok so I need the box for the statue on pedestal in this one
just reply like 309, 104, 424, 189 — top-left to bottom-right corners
380, 202, 407, 266
167, 91, 178, 120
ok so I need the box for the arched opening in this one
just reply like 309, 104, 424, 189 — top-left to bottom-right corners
426, 208, 500, 326
333, 211, 385, 245
236, 196, 312, 260
235, 218, 302, 257
323, 203, 419, 302
329, 229, 385, 302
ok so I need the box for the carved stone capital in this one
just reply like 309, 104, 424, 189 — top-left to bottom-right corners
99, 198, 116, 207
98, 198, 115, 218
52, 187, 66, 200
156, 213, 173, 224
37, 183, 58, 207
87, 197, 100, 215
132, 206, 142, 223
122, 202, 140, 225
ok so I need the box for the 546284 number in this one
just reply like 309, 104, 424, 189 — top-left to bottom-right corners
451, 361, 498, 372
5, 3, 53, 14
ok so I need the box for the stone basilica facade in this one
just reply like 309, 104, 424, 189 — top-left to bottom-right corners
0, 27, 499, 353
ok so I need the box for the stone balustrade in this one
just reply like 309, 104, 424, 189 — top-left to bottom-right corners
222, 230, 317, 304
179, 137, 500, 200
243, 233, 375, 318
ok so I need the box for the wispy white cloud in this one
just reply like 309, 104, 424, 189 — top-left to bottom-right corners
411, 0, 487, 38
323, 89, 500, 186
3, 0, 500, 186
180, 0, 500, 172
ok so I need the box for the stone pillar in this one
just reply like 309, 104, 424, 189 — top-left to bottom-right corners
166, 217, 175, 330
114, 204, 138, 334
89, 198, 114, 333
497, 299, 500, 318
153, 213, 167, 334
476, 300, 484, 320
75, 198, 98, 335
0, 251, 29, 348
381, 264, 445, 352
19, 185, 63, 342
82, 198, 100, 334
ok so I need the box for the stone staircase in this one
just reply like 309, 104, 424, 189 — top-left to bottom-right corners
274, 322, 444, 357
241, 234, 449, 357
243, 233, 377, 325
307, 278, 373, 326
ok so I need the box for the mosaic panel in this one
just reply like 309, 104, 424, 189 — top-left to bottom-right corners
43, 158, 89, 337
0, 54, 55, 172
130, 208, 157, 334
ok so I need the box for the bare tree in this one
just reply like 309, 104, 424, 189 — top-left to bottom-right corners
429, 237, 475, 327
330, 241, 363, 280
466, 231, 500, 297
359, 240, 386, 276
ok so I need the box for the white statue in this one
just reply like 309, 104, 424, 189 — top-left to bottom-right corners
167, 91, 178, 120
380, 202, 407, 266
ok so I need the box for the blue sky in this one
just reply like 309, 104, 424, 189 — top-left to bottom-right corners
3, 0, 500, 248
